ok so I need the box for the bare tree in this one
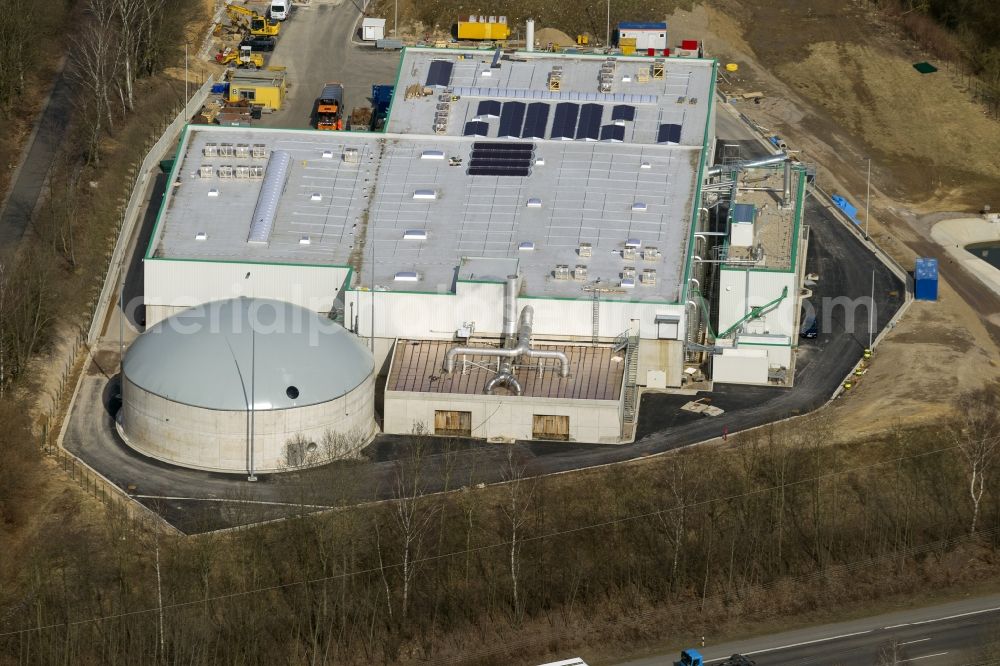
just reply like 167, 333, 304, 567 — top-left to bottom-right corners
500, 445, 535, 621
69, 0, 123, 164
950, 387, 1000, 536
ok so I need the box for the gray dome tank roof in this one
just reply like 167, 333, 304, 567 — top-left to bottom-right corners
123, 298, 373, 411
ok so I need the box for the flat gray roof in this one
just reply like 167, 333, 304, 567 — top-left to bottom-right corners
148, 49, 715, 303
388, 48, 713, 148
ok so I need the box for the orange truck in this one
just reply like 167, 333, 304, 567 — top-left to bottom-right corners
316, 83, 344, 131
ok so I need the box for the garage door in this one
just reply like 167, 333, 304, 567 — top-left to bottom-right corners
532, 414, 570, 441
434, 410, 472, 437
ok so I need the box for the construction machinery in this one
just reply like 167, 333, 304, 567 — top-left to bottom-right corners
315, 83, 344, 131
215, 45, 264, 69
675, 649, 703, 666
240, 35, 276, 52
225, 3, 281, 37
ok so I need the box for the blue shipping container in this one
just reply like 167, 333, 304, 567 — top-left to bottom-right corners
914, 257, 938, 301
831, 194, 858, 223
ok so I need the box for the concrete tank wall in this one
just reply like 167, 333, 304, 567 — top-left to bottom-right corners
120, 372, 376, 473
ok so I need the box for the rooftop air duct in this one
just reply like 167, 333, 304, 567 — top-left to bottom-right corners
247, 150, 291, 245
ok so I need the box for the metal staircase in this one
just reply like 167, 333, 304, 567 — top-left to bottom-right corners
591, 290, 600, 343
622, 330, 640, 429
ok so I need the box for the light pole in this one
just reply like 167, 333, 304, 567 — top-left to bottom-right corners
868, 268, 875, 350
606, 0, 611, 50
184, 42, 189, 108
864, 157, 871, 239
394, 0, 398, 38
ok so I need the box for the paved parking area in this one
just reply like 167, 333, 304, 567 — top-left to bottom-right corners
253, 0, 400, 129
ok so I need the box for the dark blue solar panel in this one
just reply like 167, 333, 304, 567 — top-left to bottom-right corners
498, 101, 526, 138
600, 124, 625, 141
551, 102, 579, 139
463, 121, 489, 136
476, 100, 501, 117
611, 105, 636, 121
657, 123, 682, 144
575, 103, 602, 140
521, 102, 549, 138
425, 60, 454, 87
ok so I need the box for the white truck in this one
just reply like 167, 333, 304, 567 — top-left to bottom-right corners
269, 0, 290, 20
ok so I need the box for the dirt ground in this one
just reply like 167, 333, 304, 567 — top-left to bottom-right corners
665, 1, 1000, 435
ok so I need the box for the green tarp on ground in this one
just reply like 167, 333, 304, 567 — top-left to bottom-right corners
913, 61, 938, 74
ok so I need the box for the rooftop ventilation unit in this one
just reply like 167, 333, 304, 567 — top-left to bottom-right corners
252, 144, 267, 159
310, 192, 322, 201
321, 150, 334, 159
394, 271, 419, 282
620, 277, 635, 288
403, 229, 428, 240
343, 148, 360, 164
247, 150, 291, 245
641, 269, 657, 285
198, 164, 213, 178
299, 236, 311, 245
195, 232, 208, 241
526, 197, 542, 208
640, 162, 652, 169
578, 242, 592, 258
234, 165, 250, 179
248, 165, 264, 178
518, 241, 535, 251
218, 143, 234, 157
574, 264, 588, 281
643, 246, 661, 261
234, 144, 251, 158
217, 165, 233, 179
554, 264, 570, 280
622, 266, 637, 280
421, 150, 445, 160
631, 202, 648, 212
622, 246, 637, 261
207, 188, 219, 197
413, 189, 438, 200
625, 238, 643, 248
202, 143, 218, 157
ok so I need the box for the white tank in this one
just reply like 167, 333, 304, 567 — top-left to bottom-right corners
526, 19, 535, 52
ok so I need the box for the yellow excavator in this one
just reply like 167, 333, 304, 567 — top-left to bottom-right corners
225, 3, 281, 38
215, 45, 264, 69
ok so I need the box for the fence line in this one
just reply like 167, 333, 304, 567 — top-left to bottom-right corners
43, 80, 215, 535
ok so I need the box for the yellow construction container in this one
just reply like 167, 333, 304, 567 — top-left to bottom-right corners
457, 20, 510, 40
620, 37, 636, 55
726, 63, 739, 72
227, 70, 287, 110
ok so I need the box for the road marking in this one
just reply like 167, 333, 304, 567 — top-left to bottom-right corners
884, 623, 911, 629
910, 605, 1000, 626
702, 629, 874, 662
906, 652, 947, 661
898, 638, 931, 646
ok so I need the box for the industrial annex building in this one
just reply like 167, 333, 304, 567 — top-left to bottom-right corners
122, 47, 808, 472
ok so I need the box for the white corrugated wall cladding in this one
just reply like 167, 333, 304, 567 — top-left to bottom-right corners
718, 269, 797, 338
145, 260, 349, 314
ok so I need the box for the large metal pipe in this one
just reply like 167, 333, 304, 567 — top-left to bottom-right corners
444, 305, 571, 387
783, 159, 792, 207
503, 275, 518, 342
705, 152, 788, 178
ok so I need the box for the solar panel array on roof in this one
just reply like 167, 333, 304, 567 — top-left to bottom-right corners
611, 105, 636, 122
476, 100, 501, 118
551, 102, 579, 140
498, 101, 526, 138
575, 103, 603, 141
599, 124, 625, 142
656, 123, 682, 144
467, 142, 534, 177
463, 121, 489, 136
521, 102, 549, 139
425, 60, 454, 87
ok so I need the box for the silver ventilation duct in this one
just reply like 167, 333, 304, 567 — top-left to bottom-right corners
247, 150, 291, 245
705, 152, 788, 178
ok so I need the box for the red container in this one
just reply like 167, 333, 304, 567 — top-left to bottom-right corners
681, 39, 699, 50
664, 48, 671, 56
647, 47, 655, 56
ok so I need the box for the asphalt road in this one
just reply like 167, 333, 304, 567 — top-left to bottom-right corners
614, 593, 1000, 665
0, 67, 72, 264
255, 0, 400, 129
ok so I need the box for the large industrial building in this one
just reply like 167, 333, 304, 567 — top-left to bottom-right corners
125, 46, 808, 470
